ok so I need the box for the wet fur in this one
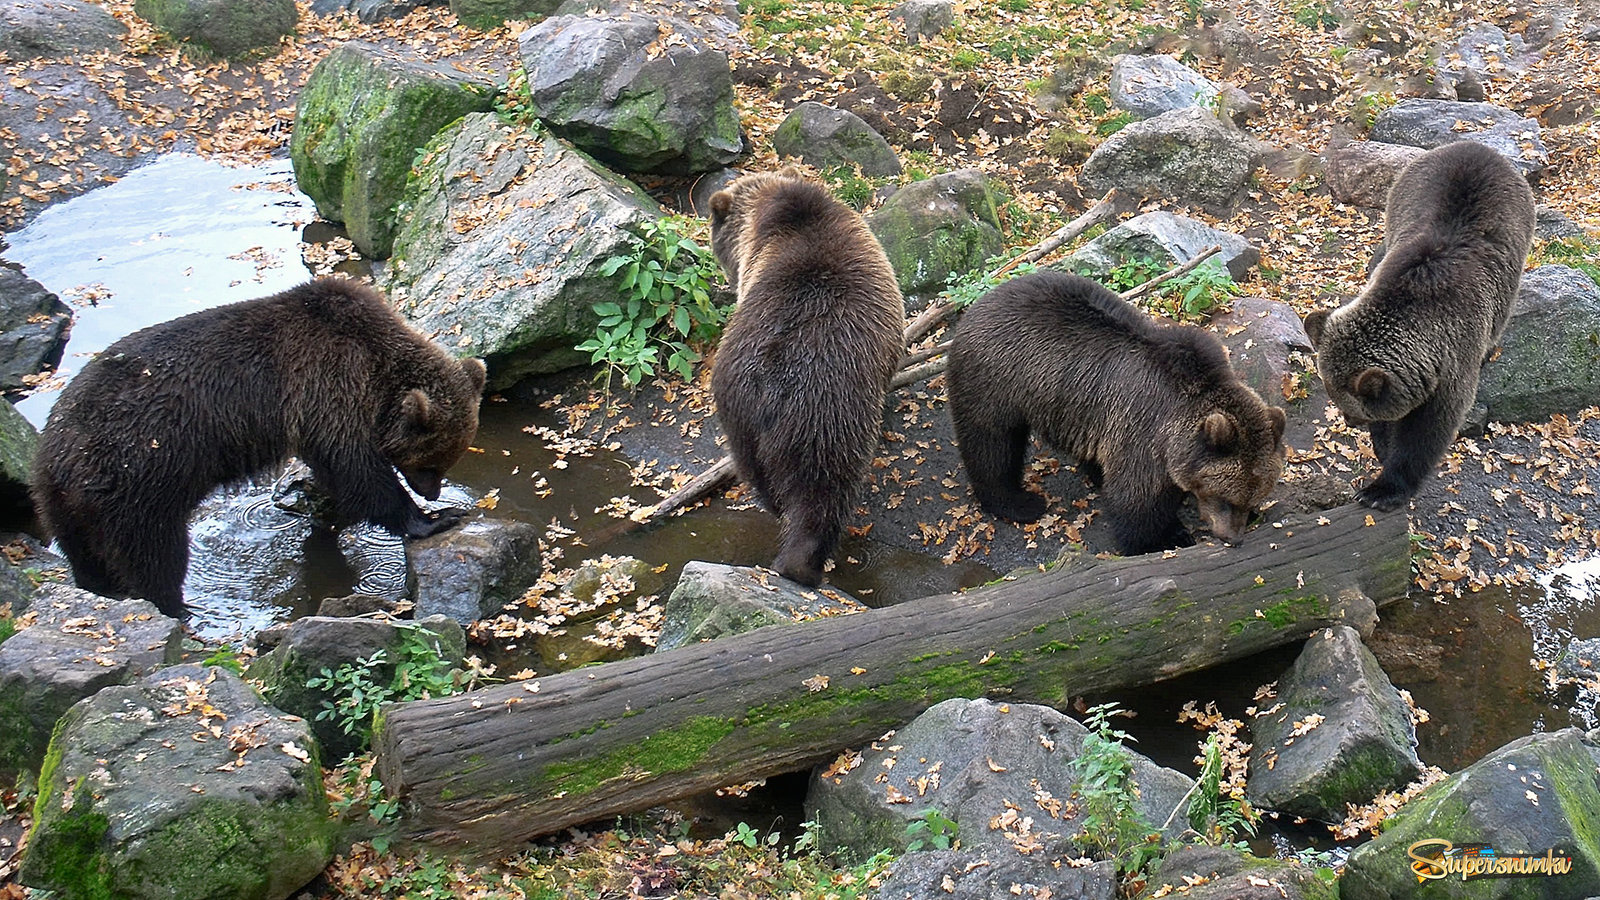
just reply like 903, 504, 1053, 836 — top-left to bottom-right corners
1304, 141, 1535, 511
32, 276, 487, 616
709, 171, 905, 586
948, 271, 1285, 555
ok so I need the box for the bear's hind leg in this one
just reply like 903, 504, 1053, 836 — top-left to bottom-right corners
959, 417, 1048, 523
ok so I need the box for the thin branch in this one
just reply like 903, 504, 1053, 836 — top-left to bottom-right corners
898, 340, 951, 368
888, 358, 948, 392
1118, 244, 1223, 303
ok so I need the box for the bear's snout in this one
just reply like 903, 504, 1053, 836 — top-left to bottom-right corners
404, 468, 443, 500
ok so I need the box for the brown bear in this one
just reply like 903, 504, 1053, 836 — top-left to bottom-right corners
708, 169, 905, 586
32, 276, 487, 617
947, 270, 1286, 555
1303, 141, 1535, 511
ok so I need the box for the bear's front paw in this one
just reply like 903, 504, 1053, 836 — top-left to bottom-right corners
979, 489, 1048, 524
1355, 479, 1410, 512
405, 506, 469, 538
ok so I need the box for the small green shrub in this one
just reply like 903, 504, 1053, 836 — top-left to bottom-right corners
883, 70, 935, 103
1185, 733, 1259, 845
905, 808, 959, 851
200, 645, 244, 674
1095, 110, 1136, 136
1077, 255, 1239, 322
1042, 127, 1095, 163
1070, 702, 1163, 882
493, 67, 535, 126
305, 626, 468, 749
822, 165, 877, 210
951, 48, 983, 70
579, 216, 731, 390
939, 253, 1040, 310
0, 615, 14, 647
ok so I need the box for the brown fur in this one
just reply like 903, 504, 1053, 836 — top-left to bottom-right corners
32, 276, 486, 616
708, 169, 905, 585
1303, 141, 1535, 511
948, 271, 1286, 555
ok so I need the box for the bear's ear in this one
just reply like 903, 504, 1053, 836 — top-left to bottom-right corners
402, 389, 433, 431
779, 165, 805, 180
1201, 411, 1238, 450
1267, 405, 1287, 443
461, 358, 487, 395
709, 190, 734, 221
1351, 367, 1390, 402
1303, 309, 1329, 347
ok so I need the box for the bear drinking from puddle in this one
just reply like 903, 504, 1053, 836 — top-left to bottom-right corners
708, 169, 905, 586
33, 276, 487, 617
948, 270, 1286, 555
1304, 141, 1535, 511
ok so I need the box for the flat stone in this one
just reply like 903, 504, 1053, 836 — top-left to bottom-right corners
656, 561, 865, 652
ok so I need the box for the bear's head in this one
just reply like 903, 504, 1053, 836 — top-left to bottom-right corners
707, 166, 809, 283
1304, 304, 1431, 426
385, 357, 487, 500
1170, 400, 1287, 545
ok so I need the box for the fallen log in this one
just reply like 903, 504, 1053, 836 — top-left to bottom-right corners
375, 502, 1408, 855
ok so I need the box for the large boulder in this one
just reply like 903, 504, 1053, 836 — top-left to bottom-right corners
655, 561, 865, 652
291, 41, 498, 259
1247, 626, 1423, 823
1323, 139, 1425, 209
1141, 845, 1337, 900
1061, 210, 1259, 282
866, 168, 1001, 306
553, 0, 745, 54
252, 615, 464, 761
807, 698, 1193, 860
1342, 728, 1600, 899
1079, 108, 1259, 210
132, 0, 296, 58
410, 517, 545, 623
384, 112, 661, 388
18, 665, 333, 900
518, 12, 742, 175
1110, 54, 1257, 122
450, 0, 560, 30
0, 0, 125, 60
1474, 265, 1600, 425
1369, 99, 1549, 178
0, 586, 182, 777
0, 264, 71, 394
773, 102, 902, 177
0, 397, 37, 527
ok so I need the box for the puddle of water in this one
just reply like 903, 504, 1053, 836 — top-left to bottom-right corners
5, 152, 318, 426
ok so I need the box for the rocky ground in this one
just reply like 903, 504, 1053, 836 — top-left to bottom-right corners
3, 0, 1600, 896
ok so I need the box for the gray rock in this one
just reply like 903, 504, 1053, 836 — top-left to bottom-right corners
879, 849, 1117, 900
1369, 99, 1549, 178
0, 0, 125, 60
553, 0, 745, 54
410, 517, 544, 622
309, 0, 446, 23
866, 168, 1001, 307
1535, 205, 1588, 240
1435, 23, 1537, 98
290, 41, 499, 259
1475, 265, 1600, 425
1079, 107, 1260, 211
1142, 845, 1337, 900
679, 166, 740, 218
1110, 54, 1257, 122
132, 0, 297, 58
450, 0, 561, 30
1557, 637, 1600, 682
519, 12, 742, 175
806, 698, 1193, 860
886, 0, 953, 44
533, 555, 667, 668
0, 264, 71, 393
1323, 140, 1424, 209
252, 614, 464, 761
17, 664, 333, 900
384, 113, 660, 388
0, 557, 37, 616
773, 102, 902, 177
0, 585, 181, 777
1342, 728, 1600, 899
1212, 297, 1317, 417
656, 561, 865, 652
1247, 626, 1422, 823
1061, 210, 1260, 282
0, 398, 37, 527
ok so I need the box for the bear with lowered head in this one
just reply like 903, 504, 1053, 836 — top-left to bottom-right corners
948, 270, 1286, 555
1304, 141, 1535, 511
32, 276, 487, 617
708, 168, 905, 586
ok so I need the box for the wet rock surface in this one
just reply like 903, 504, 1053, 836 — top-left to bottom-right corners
655, 560, 866, 651
879, 849, 1117, 900
410, 517, 545, 623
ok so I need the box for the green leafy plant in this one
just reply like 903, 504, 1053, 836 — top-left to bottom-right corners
201, 645, 244, 674
1070, 702, 1163, 884
1184, 733, 1259, 845
493, 67, 535, 126
939, 253, 1041, 310
904, 808, 960, 851
822, 165, 877, 210
305, 626, 466, 749
0, 615, 14, 647
579, 216, 731, 390
1078, 256, 1240, 322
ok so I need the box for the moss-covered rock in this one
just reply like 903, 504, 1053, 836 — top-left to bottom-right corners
655, 561, 865, 652
1140, 845, 1337, 900
865, 168, 1001, 307
1342, 728, 1600, 899
132, 0, 296, 58
384, 112, 661, 388
18, 664, 332, 900
1474, 265, 1600, 425
773, 102, 902, 177
450, 0, 561, 30
289, 41, 498, 258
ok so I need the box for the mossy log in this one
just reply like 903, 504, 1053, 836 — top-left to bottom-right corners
374, 503, 1407, 855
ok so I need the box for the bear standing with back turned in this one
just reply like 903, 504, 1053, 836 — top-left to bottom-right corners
33, 276, 487, 617
708, 169, 905, 586
948, 270, 1286, 555
1304, 141, 1535, 511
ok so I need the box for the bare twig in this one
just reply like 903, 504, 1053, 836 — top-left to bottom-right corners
629, 456, 737, 523
888, 358, 949, 391
898, 340, 951, 368
1118, 244, 1224, 303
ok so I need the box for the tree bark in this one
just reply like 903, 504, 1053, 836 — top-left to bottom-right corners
375, 503, 1409, 855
